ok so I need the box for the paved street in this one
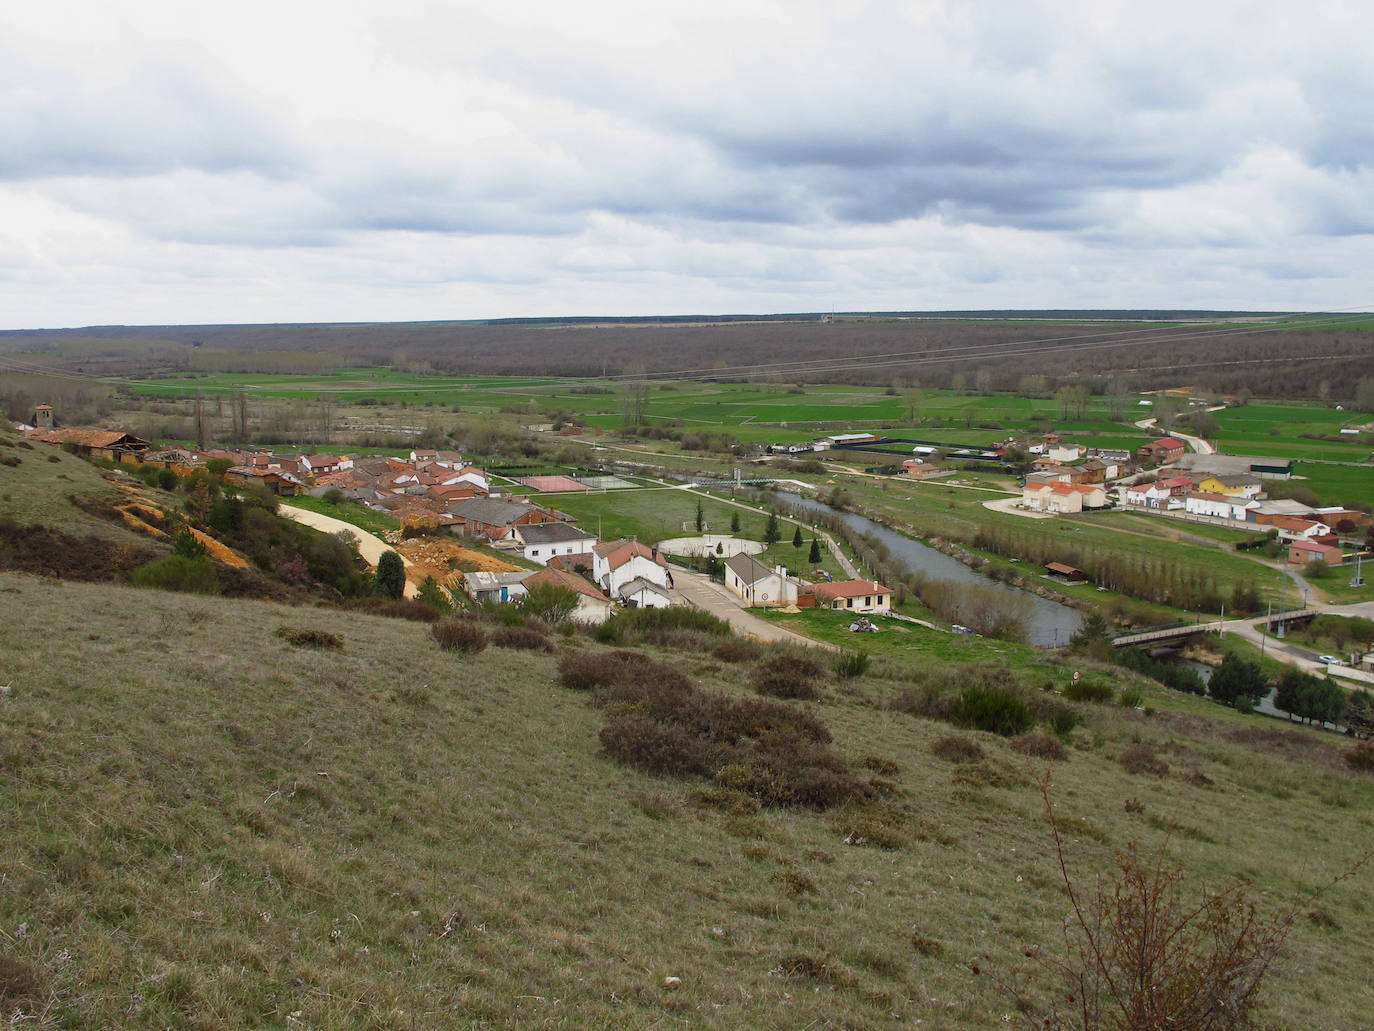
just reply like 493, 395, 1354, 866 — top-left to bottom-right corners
670, 568, 838, 650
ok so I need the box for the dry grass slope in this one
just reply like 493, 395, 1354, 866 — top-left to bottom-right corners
0, 573, 1371, 1029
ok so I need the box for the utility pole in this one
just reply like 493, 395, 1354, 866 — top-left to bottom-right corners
1260, 601, 1271, 657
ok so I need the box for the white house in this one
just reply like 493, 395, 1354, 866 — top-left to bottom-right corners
809, 579, 893, 614
723, 553, 800, 607
521, 566, 614, 624
510, 523, 598, 565
1022, 481, 1108, 514
1047, 443, 1087, 463
616, 577, 673, 609
1183, 492, 1261, 521
592, 539, 672, 598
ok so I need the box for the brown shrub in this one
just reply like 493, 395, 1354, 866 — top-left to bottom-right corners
930, 735, 983, 763
490, 626, 553, 651
0, 521, 159, 582
711, 639, 760, 663
431, 619, 489, 653
1119, 743, 1169, 777
831, 800, 910, 849
888, 686, 954, 722
911, 934, 944, 957
1011, 733, 1067, 761
274, 626, 343, 650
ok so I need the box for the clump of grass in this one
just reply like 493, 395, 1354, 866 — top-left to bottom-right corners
274, 626, 343, 650
930, 734, 984, 763
771, 870, 818, 896
1117, 686, 1145, 708
1343, 740, 1374, 773
778, 953, 856, 987
1064, 679, 1114, 704
910, 934, 944, 957
834, 651, 870, 679
1119, 743, 1169, 777
831, 800, 910, 849
431, 619, 489, 653
1011, 733, 1067, 761
0, 955, 37, 1005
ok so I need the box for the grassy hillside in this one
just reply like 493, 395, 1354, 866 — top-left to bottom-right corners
1, 573, 1371, 1029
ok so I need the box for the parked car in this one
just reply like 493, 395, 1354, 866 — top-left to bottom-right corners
1316, 654, 1344, 666
951, 624, 975, 635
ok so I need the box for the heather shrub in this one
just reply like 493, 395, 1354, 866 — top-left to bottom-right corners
491, 626, 553, 651
951, 686, 1033, 736
711, 639, 760, 663
431, 619, 489, 653
1011, 733, 1067, 761
930, 735, 984, 763
599, 715, 721, 777
558, 649, 687, 692
340, 597, 440, 621
888, 686, 954, 722
753, 653, 825, 700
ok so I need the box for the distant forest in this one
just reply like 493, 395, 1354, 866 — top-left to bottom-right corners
3, 312, 1373, 401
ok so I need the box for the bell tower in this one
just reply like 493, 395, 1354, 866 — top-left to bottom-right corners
33, 403, 54, 429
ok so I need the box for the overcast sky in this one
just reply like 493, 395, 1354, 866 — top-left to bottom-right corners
3, 0, 1373, 328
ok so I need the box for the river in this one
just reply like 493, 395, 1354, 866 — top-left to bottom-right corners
754, 491, 1083, 647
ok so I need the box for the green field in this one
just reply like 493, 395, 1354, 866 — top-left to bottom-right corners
1209, 403, 1373, 462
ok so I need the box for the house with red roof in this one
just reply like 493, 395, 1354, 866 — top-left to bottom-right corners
1137, 437, 1187, 465
807, 579, 893, 614
591, 539, 672, 598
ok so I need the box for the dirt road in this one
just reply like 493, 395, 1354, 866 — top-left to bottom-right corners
278, 503, 418, 598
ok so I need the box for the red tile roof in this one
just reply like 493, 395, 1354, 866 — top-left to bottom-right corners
812, 579, 892, 600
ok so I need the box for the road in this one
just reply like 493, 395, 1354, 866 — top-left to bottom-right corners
677, 486, 860, 578
278, 503, 419, 598
1133, 406, 1223, 454
670, 569, 838, 650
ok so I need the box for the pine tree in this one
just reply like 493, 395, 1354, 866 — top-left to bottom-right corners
763, 511, 781, 545
416, 576, 451, 614
375, 551, 406, 599
695, 498, 704, 533
730, 511, 741, 534
808, 538, 822, 564
791, 525, 803, 548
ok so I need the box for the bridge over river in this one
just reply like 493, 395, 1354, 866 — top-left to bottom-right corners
1112, 608, 1321, 648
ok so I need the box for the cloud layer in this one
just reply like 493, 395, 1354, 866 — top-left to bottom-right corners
3, 0, 1373, 327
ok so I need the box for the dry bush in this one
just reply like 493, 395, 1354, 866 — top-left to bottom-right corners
490, 626, 553, 651
831, 800, 911, 849
600, 716, 721, 777
274, 626, 343, 650
983, 773, 1367, 1031
888, 685, 954, 722
1011, 733, 1067, 761
431, 619, 489, 653
931, 734, 984, 763
1119, 742, 1169, 777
